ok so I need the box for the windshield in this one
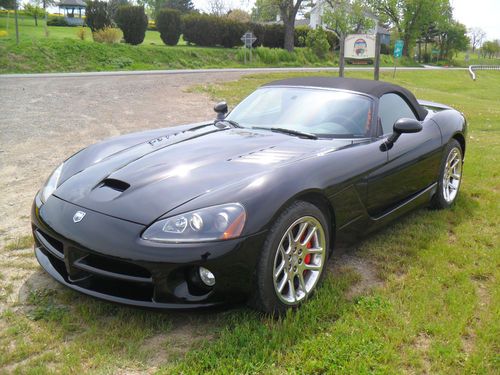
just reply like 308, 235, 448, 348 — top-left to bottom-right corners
226, 87, 373, 138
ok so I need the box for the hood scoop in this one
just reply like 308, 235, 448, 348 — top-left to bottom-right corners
100, 178, 130, 192
228, 147, 304, 165
89, 178, 131, 202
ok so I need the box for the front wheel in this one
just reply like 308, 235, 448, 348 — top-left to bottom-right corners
250, 201, 329, 314
431, 139, 463, 209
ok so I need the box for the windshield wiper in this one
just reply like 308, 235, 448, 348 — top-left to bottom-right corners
214, 119, 243, 129
252, 126, 317, 140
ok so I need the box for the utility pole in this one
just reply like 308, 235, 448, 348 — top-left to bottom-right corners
14, 0, 19, 45
374, 31, 381, 80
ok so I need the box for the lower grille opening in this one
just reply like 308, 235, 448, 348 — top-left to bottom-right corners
76, 274, 154, 302
79, 253, 151, 279
36, 230, 64, 258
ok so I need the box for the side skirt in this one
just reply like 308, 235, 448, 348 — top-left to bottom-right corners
335, 183, 437, 245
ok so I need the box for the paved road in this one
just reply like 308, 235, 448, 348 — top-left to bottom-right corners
0, 66, 467, 79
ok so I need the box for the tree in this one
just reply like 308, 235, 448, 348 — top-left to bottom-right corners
435, 20, 468, 60
24, 2, 45, 26
366, 0, 450, 57
251, 0, 280, 22
468, 27, 486, 53
156, 8, 182, 45
279, 0, 304, 52
115, 5, 148, 45
207, 0, 227, 16
108, 0, 130, 22
227, 8, 251, 23
160, 0, 194, 13
85, 1, 112, 32
482, 40, 500, 59
323, 0, 374, 39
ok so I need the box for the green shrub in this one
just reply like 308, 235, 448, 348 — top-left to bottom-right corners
182, 14, 244, 48
294, 25, 309, 47
306, 27, 330, 59
85, 1, 112, 32
250, 23, 284, 48
92, 27, 121, 43
156, 8, 182, 46
219, 18, 246, 48
47, 17, 70, 27
115, 5, 148, 45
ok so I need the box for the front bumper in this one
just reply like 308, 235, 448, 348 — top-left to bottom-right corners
32, 195, 266, 309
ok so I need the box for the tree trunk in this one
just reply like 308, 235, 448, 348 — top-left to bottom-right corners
403, 34, 411, 57
35, 15, 38, 26
284, 16, 295, 52
338, 34, 345, 77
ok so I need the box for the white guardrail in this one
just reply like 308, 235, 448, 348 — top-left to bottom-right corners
468, 65, 500, 80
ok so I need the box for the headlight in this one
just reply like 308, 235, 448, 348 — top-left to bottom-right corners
142, 203, 246, 243
40, 163, 63, 204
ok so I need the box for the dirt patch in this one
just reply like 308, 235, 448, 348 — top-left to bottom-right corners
330, 249, 384, 299
414, 332, 432, 374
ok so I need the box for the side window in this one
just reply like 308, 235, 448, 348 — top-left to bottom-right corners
378, 93, 417, 135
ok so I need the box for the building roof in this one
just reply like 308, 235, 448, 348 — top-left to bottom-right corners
264, 77, 428, 120
58, 0, 86, 7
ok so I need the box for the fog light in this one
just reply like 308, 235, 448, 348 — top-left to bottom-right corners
199, 266, 215, 287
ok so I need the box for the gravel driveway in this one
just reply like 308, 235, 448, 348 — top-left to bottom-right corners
0, 72, 246, 247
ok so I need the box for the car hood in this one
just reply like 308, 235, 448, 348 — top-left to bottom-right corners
54, 125, 348, 224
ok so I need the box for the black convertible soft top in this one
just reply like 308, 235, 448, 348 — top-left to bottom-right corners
265, 77, 428, 121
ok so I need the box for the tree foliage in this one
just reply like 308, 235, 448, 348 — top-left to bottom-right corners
24, 3, 45, 26
85, 1, 113, 32
251, 0, 279, 22
156, 8, 182, 45
115, 5, 148, 45
323, 0, 374, 37
108, 0, 130, 22
365, 0, 450, 56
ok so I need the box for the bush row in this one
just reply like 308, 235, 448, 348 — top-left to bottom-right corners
181, 15, 338, 49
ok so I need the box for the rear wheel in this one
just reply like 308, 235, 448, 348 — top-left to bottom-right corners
251, 201, 329, 314
431, 139, 463, 209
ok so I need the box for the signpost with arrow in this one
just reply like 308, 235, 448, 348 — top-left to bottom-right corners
241, 31, 257, 64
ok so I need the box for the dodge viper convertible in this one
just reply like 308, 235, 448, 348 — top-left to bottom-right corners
32, 77, 467, 314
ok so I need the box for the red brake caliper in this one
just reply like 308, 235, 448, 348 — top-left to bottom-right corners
302, 234, 312, 276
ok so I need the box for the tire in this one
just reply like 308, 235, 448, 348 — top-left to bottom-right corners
431, 139, 463, 209
250, 201, 330, 314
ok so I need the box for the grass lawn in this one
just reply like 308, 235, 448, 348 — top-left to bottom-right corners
0, 14, 420, 73
0, 70, 498, 373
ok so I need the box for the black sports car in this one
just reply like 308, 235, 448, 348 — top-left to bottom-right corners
32, 77, 467, 313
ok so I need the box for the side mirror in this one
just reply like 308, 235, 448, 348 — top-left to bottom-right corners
381, 118, 422, 151
214, 101, 228, 121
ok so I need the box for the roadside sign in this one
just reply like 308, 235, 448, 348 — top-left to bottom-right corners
241, 31, 257, 48
393, 40, 404, 78
394, 40, 404, 58
241, 31, 257, 64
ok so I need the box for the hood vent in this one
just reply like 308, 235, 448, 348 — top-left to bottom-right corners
228, 147, 304, 165
100, 178, 130, 192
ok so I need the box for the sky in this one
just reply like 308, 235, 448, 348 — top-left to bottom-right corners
451, 0, 500, 40
193, 0, 500, 41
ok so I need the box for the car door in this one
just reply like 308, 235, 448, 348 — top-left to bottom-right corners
365, 93, 442, 216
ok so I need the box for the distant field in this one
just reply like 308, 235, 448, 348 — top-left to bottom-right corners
0, 70, 498, 373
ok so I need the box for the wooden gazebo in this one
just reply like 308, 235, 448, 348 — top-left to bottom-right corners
58, 0, 86, 25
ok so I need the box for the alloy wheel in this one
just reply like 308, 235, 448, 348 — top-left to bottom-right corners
272, 216, 326, 305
